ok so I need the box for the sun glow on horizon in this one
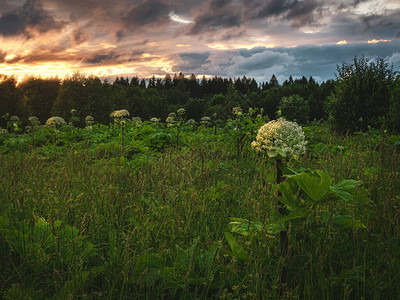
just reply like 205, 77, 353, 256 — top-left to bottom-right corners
367, 39, 391, 44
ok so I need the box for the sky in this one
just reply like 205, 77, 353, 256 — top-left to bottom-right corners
0, 0, 400, 83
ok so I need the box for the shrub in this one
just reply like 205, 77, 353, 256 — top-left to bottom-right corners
278, 94, 310, 124
327, 56, 395, 132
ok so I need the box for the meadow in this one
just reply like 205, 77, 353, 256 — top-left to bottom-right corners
0, 112, 399, 299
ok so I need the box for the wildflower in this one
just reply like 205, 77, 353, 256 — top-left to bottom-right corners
150, 117, 160, 123
177, 108, 186, 116
166, 116, 175, 126
110, 109, 130, 119
200, 116, 211, 126
10, 115, 20, 122
186, 119, 196, 125
232, 107, 242, 116
110, 109, 130, 125
85, 116, 94, 130
85, 115, 94, 123
132, 116, 142, 127
45, 116, 67, 128
251, 118, 307, 159
28, 116, 40, 126
168, 112, 176, 119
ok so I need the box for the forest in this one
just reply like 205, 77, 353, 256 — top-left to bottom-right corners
0, 57, 400, 299
1, 70, 332, 129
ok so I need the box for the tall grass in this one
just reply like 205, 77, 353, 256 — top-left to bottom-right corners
0, 125, 399, 299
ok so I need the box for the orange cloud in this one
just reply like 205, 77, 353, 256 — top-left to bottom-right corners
367, 39, 391, 44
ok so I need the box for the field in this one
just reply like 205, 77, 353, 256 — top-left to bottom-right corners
1, 116, 400, 299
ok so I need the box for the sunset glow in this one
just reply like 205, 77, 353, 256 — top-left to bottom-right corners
0, 0, 399, 82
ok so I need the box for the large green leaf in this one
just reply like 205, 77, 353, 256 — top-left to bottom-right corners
225, 232, 249, 261
293, 170, 332, 201
270, 208, 309, 227
330, 179, 360, 202
333, 215, 367, 229
278, 179, 302, 209
229, 218, 264, 236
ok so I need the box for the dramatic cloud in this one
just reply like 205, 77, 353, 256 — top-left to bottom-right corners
187, 0, 243, 35
0, 0, 399, 81
177, 41, 400, 82
124, 0, 171, 30
0, 0, 64, 37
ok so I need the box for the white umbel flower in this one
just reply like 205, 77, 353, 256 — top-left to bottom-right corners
45, 116, 67, 128
251, 118, 307, 159
110, 109, 130, 119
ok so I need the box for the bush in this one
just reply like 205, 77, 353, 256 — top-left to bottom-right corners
327, 56, 395, 132
388, 77, 400, 132
279, 94, 310, 124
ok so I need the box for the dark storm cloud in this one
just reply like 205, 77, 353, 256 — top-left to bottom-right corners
128, 50, 146, 62
0, 50, 6, 63
221, 29, 246, 40
256, 0, 298, 18
0, 13, 24, 36
83, 52, 121, 65
187, 0, 243, 35
72, 29, 88, 45
327, 10, 400, 41
210, 0, 233, 9
177, 52, 211, 71
124, 0, 170, 29
0, 0, 64, 37
250, 0, 321, 27
361, 13, 394, 29
115, 30, 125, 41
176, 41, 400, 83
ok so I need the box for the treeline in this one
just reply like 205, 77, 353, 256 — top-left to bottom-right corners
0, 72, 333, 128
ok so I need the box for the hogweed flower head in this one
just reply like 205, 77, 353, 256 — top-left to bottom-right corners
132, 116, 142, 127
10, 115, 20, 122
168, 112, 176, 119
186, 119, 196, 125
45, 116, 67, 128
232, 107, 242, 116
110, 109, 130, 125
166, 116, 175, 127
85, 115, 94, 124
200, 116, 211, 126
150, 117, 160, 123
251, 118, 307, 159
110, 109, 130, 119
28, 116, 40, 126
177, 108, 186, 116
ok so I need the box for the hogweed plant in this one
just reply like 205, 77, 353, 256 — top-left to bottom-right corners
176, 108, 186, 147
9, 115, 22, 133
85, 115, 94, 145
45, 116, 67, 145
27, 116, 40, 148
110, 109, 130, 155
70, 108, 80, 126
251, 118, 307, 288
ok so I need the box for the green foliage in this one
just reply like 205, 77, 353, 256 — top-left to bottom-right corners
0, 117, 399, 299
279, 94, 310, 124
387, 77, 400, 131
328, 56, 395, 132
276, 169, 369, 228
